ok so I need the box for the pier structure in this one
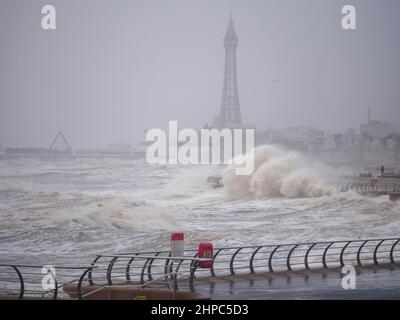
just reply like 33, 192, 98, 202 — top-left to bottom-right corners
0, 131, 138, 160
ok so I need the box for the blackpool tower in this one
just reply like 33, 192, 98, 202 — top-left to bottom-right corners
218, 15, 242, 127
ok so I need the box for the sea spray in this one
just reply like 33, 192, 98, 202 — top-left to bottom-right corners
222, 145, 335, 199
1, 157, 399, 265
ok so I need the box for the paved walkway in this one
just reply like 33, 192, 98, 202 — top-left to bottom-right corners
192, 264, 400, 299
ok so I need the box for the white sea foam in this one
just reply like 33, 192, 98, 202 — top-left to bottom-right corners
82, 197, 177, 231
223, 145, 336, 199
1, 155, 399, 265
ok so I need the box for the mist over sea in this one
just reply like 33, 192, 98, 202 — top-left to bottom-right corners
1, 146, 399, 266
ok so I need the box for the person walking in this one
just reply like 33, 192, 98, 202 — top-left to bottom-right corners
380, 165, 385, 176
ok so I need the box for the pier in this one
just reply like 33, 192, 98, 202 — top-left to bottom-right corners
0, 131, 139, 161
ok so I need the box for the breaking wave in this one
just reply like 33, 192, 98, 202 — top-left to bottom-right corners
82, 198, 177, 231
0, 191, 177, 232
222, 145, 336, 199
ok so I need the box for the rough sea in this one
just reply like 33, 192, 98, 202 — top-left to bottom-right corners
1, 145, 399, 267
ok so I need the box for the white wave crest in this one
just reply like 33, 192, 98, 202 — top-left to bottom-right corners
223, 145, 336, 199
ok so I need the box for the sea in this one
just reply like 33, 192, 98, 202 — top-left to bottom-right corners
1, 145, 399, 267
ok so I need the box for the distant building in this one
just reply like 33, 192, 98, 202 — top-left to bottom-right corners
269, 126, 325, 150
360, 120, 397, 138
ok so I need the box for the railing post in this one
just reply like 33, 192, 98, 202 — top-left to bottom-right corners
189, 262, 198, 292
230, 248, 243, 275
210, 249, 222, 277
126, 253, 139, 282
268, 245, 281, 273
287, 244, 299, 272
373, 240, 385, 265
172, 259, 185, 291
189, 252, 199, 280
140, 258, 152, 285
304, 243, 316, 270
249, 246, 263, 274
172, 272, 177, 300
52, 278, 58, 300
88, 255, 100, 286
339, 241, 351, 267
356, 240, 368, 266
106, 257, 118, 285
147, 252, 162, 282
164, 253, 172, 284
77, 267, 92, 300
322, 242, 334, 268
390, 239, 400, 264
12, 266, 24, 299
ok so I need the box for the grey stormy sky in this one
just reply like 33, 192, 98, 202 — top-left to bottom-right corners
0, 0, 399, 148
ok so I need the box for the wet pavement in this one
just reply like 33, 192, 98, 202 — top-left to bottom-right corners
193, 264, 400, 299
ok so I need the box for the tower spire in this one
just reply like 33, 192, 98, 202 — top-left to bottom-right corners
219, 15, 242, 127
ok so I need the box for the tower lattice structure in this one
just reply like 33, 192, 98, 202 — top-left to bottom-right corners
219, 15, 242, 127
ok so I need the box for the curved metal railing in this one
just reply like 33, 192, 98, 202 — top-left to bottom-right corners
0, 264, 95, 300
87, 237, 400, 291
337, 182, 400, 193
2, 237, 400, 298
